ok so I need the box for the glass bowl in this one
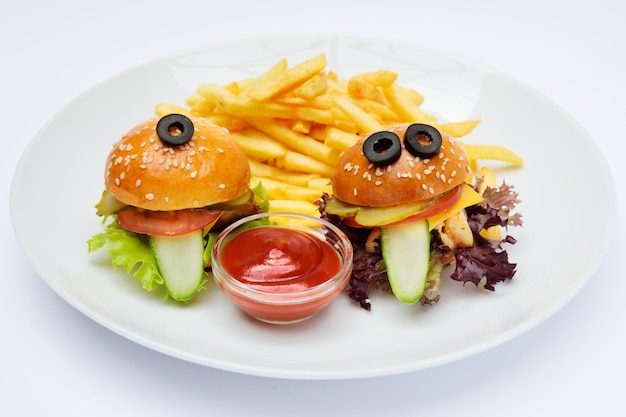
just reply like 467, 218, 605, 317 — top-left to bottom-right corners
211, 212, 353, 324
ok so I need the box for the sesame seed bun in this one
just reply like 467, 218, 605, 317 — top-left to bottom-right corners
104, 116, 251, 211
332, 124, 471, 207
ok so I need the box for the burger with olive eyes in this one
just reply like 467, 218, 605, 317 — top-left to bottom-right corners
88, 114, 261, 302
318, 123, 522, 310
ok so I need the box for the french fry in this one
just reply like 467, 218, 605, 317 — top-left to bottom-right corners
251, 176, 323, 202
248, 159, 322, 188
154, 103, 191, 117
267, 199, 320, 217
216, 94, 295, 120
463, 145, 524, 166
323, 127, 361, 151
240, 58, 288, 95
307, 177, 332, 193
333, 95, 384, 134
347, 78, 387, 103
247, 118, 341, 166
292, 71, 328, 100
283, 150, 335, 178
382, 83, 437, 124
231, 130, 287, 161
350, 69, 398, 87
399, 85, 424, 106
246, 53, 326, 101
434, 120, 481, 138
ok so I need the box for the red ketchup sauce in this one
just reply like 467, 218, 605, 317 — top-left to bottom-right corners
221, 227, 341, 292
218, 226, 346, 323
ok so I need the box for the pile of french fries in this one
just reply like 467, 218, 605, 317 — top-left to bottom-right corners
155, 53, 523, 216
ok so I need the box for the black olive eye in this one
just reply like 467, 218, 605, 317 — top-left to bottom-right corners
403, 123, 442, 158
362, 131, 402, 166
156, 114, 195, 146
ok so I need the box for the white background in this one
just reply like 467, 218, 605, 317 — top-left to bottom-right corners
2, 1, 625, 416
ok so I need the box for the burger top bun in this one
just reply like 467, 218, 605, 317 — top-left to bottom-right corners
332, 124, 472, 207
105, 115, 251, 211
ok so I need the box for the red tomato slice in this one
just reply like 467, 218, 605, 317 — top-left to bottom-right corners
117, 208, 222, 236
342, 185, 462, 228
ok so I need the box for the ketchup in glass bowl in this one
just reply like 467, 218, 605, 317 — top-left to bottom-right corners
211, 212, 353, 324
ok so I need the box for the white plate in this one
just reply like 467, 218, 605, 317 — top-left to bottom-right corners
11, 36, 616, 379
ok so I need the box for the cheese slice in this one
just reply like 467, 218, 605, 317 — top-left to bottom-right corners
427, 183, 484, 230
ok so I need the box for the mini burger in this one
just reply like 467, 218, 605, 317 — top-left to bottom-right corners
319, 123, 521, 309
88, 114, 259, 302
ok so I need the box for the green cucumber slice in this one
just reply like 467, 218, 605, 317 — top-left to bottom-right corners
149, 230, 206, 301
380, 219, 430, 304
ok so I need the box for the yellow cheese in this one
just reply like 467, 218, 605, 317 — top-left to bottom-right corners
480, 226, 502, 241
428, 183, 484, 230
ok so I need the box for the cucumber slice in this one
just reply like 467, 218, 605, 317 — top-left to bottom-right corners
380, 219, 430, 304
149, 230, 206, 301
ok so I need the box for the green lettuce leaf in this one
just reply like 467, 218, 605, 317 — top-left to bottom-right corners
251, 181, 270, 213
88, 218, 164, 292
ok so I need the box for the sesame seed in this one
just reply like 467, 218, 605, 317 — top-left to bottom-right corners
190, 171, 198, 178
441, 174, 446, 182
217, 148, 224, 153
120, 172, 125, 180
165, 197, 170, 203
353, 188, 358, 196
135, 179, 141, 187
421, 184, 428, 190
344, 162, 353, 172
429, 186, 435, 194
115, 178, 120, 186
145, 193, 154, 200
375, 180, 382, 186
218, 184, 226, 189
451, 170, 457, 178
139, 164, 146, 169
115, 156, 123, 165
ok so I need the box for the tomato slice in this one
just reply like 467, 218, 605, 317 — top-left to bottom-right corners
117, 208, 222, 236
342, 185, 462, 228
